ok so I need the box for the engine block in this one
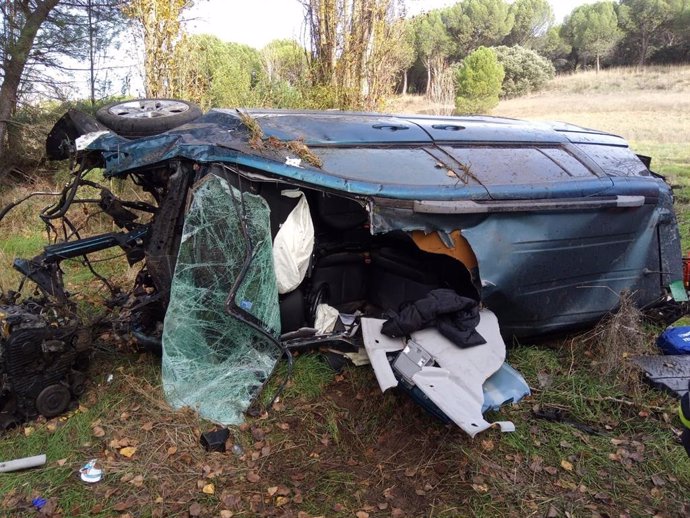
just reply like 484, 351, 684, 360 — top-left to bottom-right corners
0, 303, 90, 430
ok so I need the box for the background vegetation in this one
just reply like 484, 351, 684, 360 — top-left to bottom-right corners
2, 0, 690, 172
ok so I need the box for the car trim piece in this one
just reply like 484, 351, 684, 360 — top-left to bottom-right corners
413, 195, 646, 214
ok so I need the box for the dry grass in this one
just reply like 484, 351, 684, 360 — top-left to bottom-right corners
576, 291, 653, 397
388, 65, 690, 146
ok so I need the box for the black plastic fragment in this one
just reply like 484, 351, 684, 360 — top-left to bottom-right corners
630, 355, 690, 398
200, 428, 230, 452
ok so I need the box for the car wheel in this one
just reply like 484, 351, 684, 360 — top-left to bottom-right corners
96, 98, 202, 138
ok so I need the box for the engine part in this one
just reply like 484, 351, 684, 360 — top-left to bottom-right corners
0, 303, 91, 427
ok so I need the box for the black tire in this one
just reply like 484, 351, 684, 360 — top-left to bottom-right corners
96, 98, 202, 138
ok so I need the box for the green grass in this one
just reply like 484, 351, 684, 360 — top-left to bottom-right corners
0, 388, 124, 517
262, 353, 336, 406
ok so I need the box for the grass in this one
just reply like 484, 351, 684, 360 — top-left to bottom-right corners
2, 66, 690, 516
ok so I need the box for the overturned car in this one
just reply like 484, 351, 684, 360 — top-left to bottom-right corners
0, 99, 685, 432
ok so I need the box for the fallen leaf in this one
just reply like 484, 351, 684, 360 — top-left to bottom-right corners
276, 496, 289, 506
561, 460, 574, 471
23, 426, 34, 437
56, 458, 67, 466
113, 498, 136, 511
189, 502, 202, 516
471, 483, 489, 493
202, 483, 215, 495
356, 512, 370, 518
119, 446, 137, 458
220, 512, 234, 518
391, 509, 404, 518
547, 505, 559, 517
130, 475, 144, 487
537, 372, 553, 388
267, 486, 278, 496
92, 426, 105, 438
544, 466, 558, 475
480, 439, 494, 451
246, 472, 260, 483
333, 503, 344, 512
167, 446, 177, 455
404, 467, 417, 477
141, 422, 154, 431
251, 427, 265, 441
276, 485, 291, 496
651, 474, 666, 487
377, 502, 389, 510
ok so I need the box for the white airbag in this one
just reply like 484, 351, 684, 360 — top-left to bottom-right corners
272, 191, 314, 294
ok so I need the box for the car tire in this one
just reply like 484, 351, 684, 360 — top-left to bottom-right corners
96, 98, 202, 138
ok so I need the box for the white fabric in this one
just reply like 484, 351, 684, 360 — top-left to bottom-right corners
314, 303, 340, 334
272, 191, 314, 294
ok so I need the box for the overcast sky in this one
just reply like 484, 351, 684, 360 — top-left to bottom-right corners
186, 0, 599, 49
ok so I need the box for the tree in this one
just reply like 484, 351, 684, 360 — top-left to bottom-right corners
0, 1, 124, 165
533, 25, 571, 68
493, 45, 554, 98
0, 1, 58, 160
454, 46, 504, 114
261, 39, 307, 87
562, 1, 621, 72
124, 0, 194, 97
412, 10, 452, 96
618, 0, 677, 66
299, 0, 408, 110
0, 0, 60, 165
505, 0, 554, 47
438, 3, 471, 60
462, 0, 514, 49
396, 19, 416, 94
170, 35, 263, 109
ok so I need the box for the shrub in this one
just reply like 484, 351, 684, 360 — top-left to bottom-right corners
454, 47, 505, 115
493, 45, 555, 98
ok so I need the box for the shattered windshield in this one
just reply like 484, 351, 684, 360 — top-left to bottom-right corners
161, 174, 281, 424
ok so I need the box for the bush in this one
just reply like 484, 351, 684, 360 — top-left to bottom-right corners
454, 47, 505, 115
493, 45, 555, 98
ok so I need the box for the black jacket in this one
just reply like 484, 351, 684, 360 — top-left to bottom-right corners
381, 289, 485, 348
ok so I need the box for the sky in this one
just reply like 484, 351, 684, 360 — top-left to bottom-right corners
186, 0, 600, 50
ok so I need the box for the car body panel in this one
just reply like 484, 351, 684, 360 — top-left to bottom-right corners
80, 108, 684, 338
